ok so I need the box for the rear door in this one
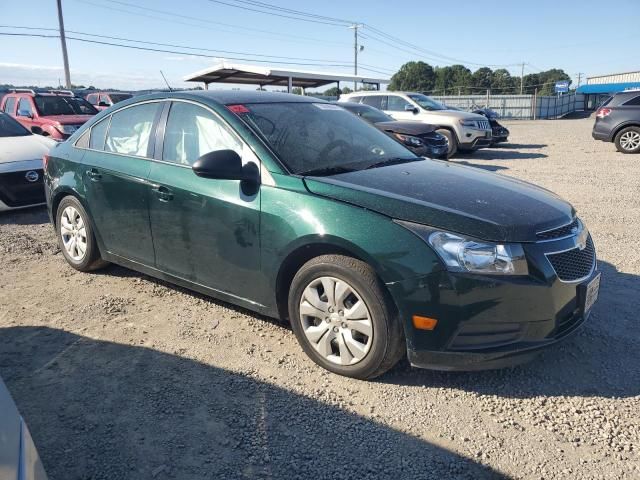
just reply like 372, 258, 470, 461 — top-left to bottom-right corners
81, 101, 163, 264
147, 100, 261, 296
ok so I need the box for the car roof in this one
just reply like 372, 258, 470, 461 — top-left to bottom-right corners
337, 101, 366, 107
177, 90, 324, 105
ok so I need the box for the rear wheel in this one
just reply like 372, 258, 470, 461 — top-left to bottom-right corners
56, 196, 108, 271
436, 128, 456, 159
614, 127, 640, 154
288, 255, 405, 379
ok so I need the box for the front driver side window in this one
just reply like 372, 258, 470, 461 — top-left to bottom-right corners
18, 98, 33, 116
162, 102, 241, 166
386, 95, 412, 112
105, 102, 159, 157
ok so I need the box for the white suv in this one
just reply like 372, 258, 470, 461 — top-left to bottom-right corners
339, 91, 492, 157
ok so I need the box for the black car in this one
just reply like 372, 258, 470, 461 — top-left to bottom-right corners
592, 90, 640, 153
338, 102, 449, 159
472, 108, 510, 144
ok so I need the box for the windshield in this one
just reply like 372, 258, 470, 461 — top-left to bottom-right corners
0, 112, 31, 137
342, 104, 394, 124
407, 93, 447, 111
34, 96, 98, 116
109, 93, 132, 103
236, 102, 417, 175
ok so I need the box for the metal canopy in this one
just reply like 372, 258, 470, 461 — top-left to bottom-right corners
183, 61, 389, 91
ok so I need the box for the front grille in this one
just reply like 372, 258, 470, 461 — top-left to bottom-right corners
0, 169, 45, 207
537, 218, 579, 241
546, 235, 596, 282
476, 119, 490, 130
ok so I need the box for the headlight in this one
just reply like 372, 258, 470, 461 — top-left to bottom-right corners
56, 125, 79, 135
458, 119, 477, 127
393, 132, 423, 147
397, 221, 528, 275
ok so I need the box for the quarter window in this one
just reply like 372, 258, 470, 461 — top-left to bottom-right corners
105, 103, 159, 157
386, 95, 412, 112
3, 97, 16, 114
162, 102, 241, 166
90, 117, 109, 150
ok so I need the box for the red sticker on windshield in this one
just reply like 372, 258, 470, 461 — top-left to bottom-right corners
227, 104, 250, 114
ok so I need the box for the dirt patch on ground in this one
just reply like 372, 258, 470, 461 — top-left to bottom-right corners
1, 118, 639, 479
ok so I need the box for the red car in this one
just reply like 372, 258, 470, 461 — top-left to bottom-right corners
85, 91, 133, 111
0, 89, 97, 141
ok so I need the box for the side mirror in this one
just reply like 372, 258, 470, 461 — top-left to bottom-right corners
192, 150, 259, 185
17, 109, 33, 118
98, 101, 109, 107
31, 126, 43, 135
404, 104, 419, 114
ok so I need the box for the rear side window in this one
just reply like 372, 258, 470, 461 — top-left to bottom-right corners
361, 96, 384, 109
105, 103, 159, 157
3, 97, 16, 114
90, 117, 109, 150
623, 95, 640, 106
162, 102, 241, 166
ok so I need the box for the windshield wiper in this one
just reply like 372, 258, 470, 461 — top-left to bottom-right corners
365, 157, 420, 170
299, 165, 356, 177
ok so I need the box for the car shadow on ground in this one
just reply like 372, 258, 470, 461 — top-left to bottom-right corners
0, 327, 507, 480
452, 161, 509, 172
381, 261, 640, 400
455, 148, 547, 161
0, 205, 49, 226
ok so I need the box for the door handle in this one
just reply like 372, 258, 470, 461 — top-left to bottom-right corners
86, 168, 102, 181
152, 185, 174, 202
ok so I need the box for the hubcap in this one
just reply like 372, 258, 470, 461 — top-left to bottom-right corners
60, 206, 87, 261
299, 276, 373, 366
620, 131, 640, 151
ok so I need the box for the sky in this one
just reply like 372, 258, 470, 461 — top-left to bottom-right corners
1, 0, 639, 91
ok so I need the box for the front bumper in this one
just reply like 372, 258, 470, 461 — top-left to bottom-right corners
458, 128, 493, 150
387, 234, 598, 371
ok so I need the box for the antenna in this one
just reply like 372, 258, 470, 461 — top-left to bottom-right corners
160, 70, 173, 92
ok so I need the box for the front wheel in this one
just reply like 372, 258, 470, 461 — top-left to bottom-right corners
436, 128, 457, 159
614, 127, 640, 154
288, 255, 405, 379
56, 196, 108, 271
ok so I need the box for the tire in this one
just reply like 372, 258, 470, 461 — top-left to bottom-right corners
436, 128, 457, 159
614, 126, 640, 154
288, 254, 405, 379
56, 196, 108, 272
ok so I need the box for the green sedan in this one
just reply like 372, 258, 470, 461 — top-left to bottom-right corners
44, 91, 600, 379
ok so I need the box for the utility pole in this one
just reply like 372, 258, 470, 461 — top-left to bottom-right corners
520, 62, 525, 95
56, 0, 72, 89
349, 24, 362, 91
576, 72, 584, 87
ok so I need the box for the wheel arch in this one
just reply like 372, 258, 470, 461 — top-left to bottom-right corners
612, 122, 640, 142
274, 236, 395, 322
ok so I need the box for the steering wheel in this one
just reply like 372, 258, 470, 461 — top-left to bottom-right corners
317, 139, 351, 161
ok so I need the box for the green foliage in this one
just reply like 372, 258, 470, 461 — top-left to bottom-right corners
390, 62, 572, 96
389, 61, 435, 92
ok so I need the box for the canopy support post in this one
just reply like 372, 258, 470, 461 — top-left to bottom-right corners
288, 76, 293, 93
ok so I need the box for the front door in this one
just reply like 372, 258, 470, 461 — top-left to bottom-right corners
148, 100, 260, 298
82, 101, 162, 265
385, 94, 419, 121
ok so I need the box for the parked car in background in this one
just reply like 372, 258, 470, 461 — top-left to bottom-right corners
0, 376, 48, 480
339, 102, 449, 159
86, 91, 133, 111
592, 90, 640, 154
0, 112, 55, 211
339, 91, 492, 157
0, 90, 97, 141
471, 107, 510, 144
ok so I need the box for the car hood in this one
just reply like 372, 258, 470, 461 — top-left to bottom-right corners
0, 135, 55, 164
44, 114, 94, 125
303, 160, 575, 243
427, 109, 488, 121
374, 121, 437, 135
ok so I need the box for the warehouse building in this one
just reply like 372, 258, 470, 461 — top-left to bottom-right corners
577, 70, 640, 109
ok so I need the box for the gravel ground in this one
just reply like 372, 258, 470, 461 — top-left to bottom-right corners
0, 117, 639, 480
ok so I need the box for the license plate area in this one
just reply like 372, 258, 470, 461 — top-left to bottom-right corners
580, 273, 601, 315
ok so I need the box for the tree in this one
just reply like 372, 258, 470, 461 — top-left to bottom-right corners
291, 87, 303, 95
389, 61, 435, 92
491, 69, 515, 94
472, 67, 493, 91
